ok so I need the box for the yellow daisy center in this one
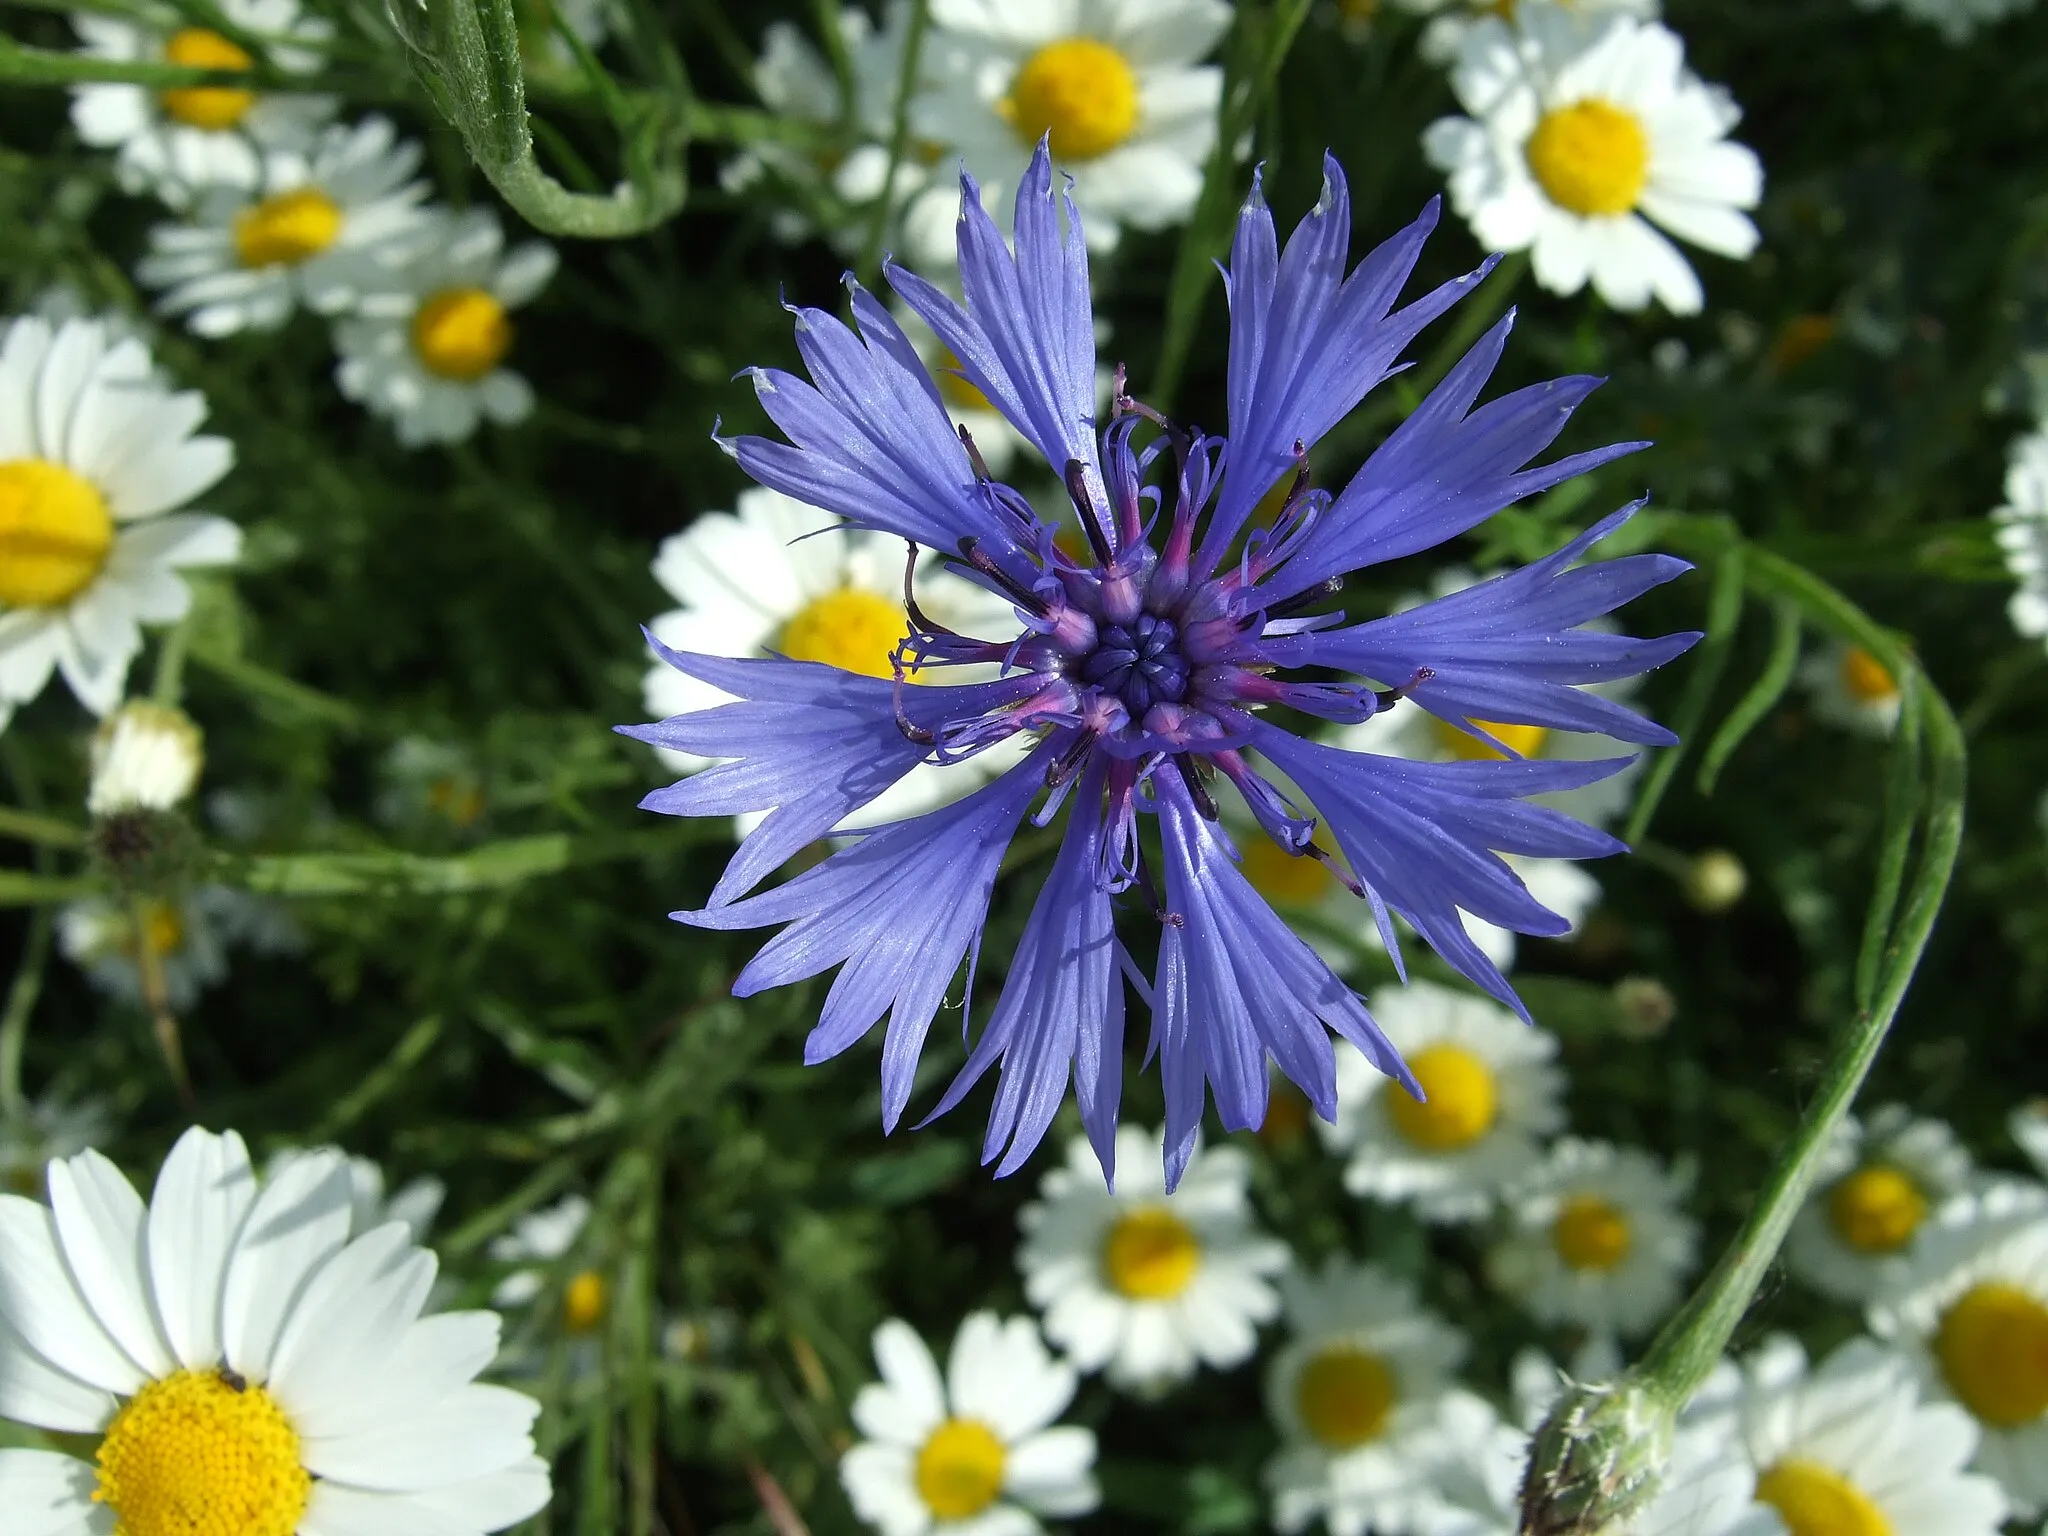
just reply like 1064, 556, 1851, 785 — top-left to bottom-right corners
914, 1418, 1006, 1520
1825, 1165, 1925, 1254
1525, 99, 1651, 218
93, 1369, 311, 1536
777, 588, 907, 678
1002, 38, 1140, 162
1551, 1194, 1633, 1271
1294, 1346, 1397, 1450
935, 346, 995, 414
1102, 1205, 1200, 1300
138, 901, 185, 961
233, 188, 343, 269
1385, 1042, 1500, 1152
562, 1269, 608, 1334
1934, 1281, 2048, 1428
159, 29, 256, 131
411, 287, 514, 382
1839, 648, 1898, 705
1754, 1460, 1891, 1536
0, 459, 115, 608
426, 775, 484, 828
1240, 834, 1336, 908
1433, 716, 1551, 762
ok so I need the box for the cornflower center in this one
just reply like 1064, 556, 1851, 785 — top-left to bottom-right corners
1525, 99, 1650, 218
1102, 1205, 1200, 1299
1839, 647, 1898, 705
1551, 1194, 1632, 1271
914, 1419, 1006, 1519
563, 1269, 608, 1334
159, 28, 256, 130
92, 1368, 312, 1536
778, 588, 907, 678
1079, 613, 1189, 714
1753, 1460, 1891, 1536
1934, 1281, 2048, 1427
0, 459, 115, 607
1002, 38, 1140, 161
411, 287, 513, 381
1433, 717, 1550, 762
1385, 1043, 1498, 1151
1241, 833, 1336, 907
1825, 1165, 1924, 1254
233, 188, 343, 269
1294, 1346, 1397, 1449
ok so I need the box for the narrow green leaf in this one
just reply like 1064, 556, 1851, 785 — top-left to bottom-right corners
1696, 598, 1802, 795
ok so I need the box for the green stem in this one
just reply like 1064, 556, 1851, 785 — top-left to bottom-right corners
0, 808, 87, 849
856, 0, 929, 284
0, 907, 53, 1116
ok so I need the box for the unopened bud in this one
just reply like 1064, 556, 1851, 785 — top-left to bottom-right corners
1683, 849, 1746, 914
1612, 976, 1676, 1041
1519, 1374, 1677, 1536
88, 702, 203, 816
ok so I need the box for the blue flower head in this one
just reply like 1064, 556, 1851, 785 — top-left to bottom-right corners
624, 143, 1700, 1190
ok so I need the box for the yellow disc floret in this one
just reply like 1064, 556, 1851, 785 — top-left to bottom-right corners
1525, 99, 1651, 218
233, 188, 343, 269
1935, 1281, 2048, 1428
777, 589, 908, 678
1002, 38, 1140, 162
139, 901, 186, 961
1825, 1165, 1925, 1254
1386, 1043, 1500, 1151
1839, 648, 1898, 705
1102, 1205, 1201, 1300
411, 287, 514, 381
93, 1369, 311, 1536
914, 1418, 1006, 1520
159, 29, 256, 131
1753, 1459, 1893, 1536
1434, 717, 1551, 762
563, 1269, 608, 1334
0, 459, 115, 608
1294, 1346, 1397, 1449
1551, 1194, 1633, 1271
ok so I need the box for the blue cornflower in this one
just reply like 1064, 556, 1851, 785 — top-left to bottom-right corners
624, 142, 1699, 1189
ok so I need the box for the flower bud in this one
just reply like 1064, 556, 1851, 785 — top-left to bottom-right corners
1683, 849, 1746, 914
88, 701, 203, 816
1519, 1374, 1678, 1536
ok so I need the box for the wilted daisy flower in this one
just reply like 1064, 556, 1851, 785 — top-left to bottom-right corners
840, 1312, 1098, 1536
1695, 1335, 2008, 1536
1784, 1104, 1973, 1305
1798, 637, 1903, 737
1394, 0, 1659, 65
86, 699, 204, 815
269, 1147, 445, 1242
1854, 0, 2038, 42
69, 0, 334, 207
1017, 1125, 1288, 1394
626, 145, 1696, 1186
333, 208, 557, 447
1489, 1137, 1699, 1339
0, 318, 239, 731
901, 0, 1231, 265
1423, 3, 1763, 314
0, 1092, 112, 1195
1870, 1181, 2048, 1516
1318, 981, 1565, 1223
1264, 1258, 1466, 1536
0, 1127, 551, 1532
489, 1193, 610, 1339
59, 884, 299, 1011
137, 116, 432, 337
641, 484, 1024, 830
1993, 427, 2048, 649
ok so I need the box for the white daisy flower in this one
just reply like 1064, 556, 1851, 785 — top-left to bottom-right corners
87, 699, 204, 816
1393, 0, 1659, 66
488, 1193, 610, 1339
0, 1127, 551, 1534
1017, 1124, 1289, 1395
1422, 3, 1763, 315
68, 0, 335, 208
59, 883, 299, 1012
1994, 427, 2048, 649
376, 736, 488, 835
1798, 638, 1903, 737
2014, 1100, 2048, 1181
1854, 0, 2038, 43
1316, 981, 1566, 1224
642, 485, 1027, 829
268, 1148, 445, 1244
840, 1311, 1099, 1536
333, 208, 557, 448
1263, 1257, 1466, 1536
0, 318, 239, 731
901, 0, 1232, 267
0, 1093, 113, 1197
1784, 1104, 1973, 1306
1695, 1334, 2008, 1536
1869, 1181, 2048, 1517
1488, 1137, 1699, 1340
136, 116, 432, 337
